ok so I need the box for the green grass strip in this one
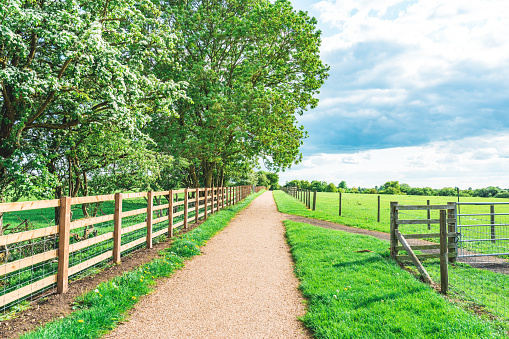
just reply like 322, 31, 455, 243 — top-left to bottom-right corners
285, 220, 507, 338
21, 190, 265, 339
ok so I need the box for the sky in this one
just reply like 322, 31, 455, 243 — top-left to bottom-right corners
275, 0, 509, 189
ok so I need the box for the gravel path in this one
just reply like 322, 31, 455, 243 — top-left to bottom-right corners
106, 192, 309, 339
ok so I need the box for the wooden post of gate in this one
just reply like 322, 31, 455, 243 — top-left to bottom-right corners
377, 195, 381, 222
491, 204, 496, 243
447, 202, 457, 263
221, 187, 225, 210
57, 196, 71, 294
113, 193, 123, 263
168, 190, 173, 238
439, 209, 449, 294
339, 192, 342, 216
195, 188, 199, 224
313, 191, 317, 211
427, 200, 431, 230
390, 202, 398, 260
308, 190, 311, 209
183, 189, 189, 229
147, 191, 153, 249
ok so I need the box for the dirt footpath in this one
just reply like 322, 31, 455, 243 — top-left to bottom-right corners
106, 192, 309, 339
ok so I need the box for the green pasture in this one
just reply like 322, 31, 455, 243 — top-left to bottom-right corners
274, 191, 509, 334
281, 191, 509, 233
285, 220, 508, 338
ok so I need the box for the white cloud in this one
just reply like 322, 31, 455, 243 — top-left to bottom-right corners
280, 133, 509, 189
314, 0, 509, 87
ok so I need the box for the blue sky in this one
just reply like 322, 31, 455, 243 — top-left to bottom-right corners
277, 0, 509, 189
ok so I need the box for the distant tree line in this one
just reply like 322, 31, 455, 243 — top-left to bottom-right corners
283, 180, 509, 198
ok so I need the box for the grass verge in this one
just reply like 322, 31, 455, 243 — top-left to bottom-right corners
285, 220, 508, 338
20, 190, 265, 339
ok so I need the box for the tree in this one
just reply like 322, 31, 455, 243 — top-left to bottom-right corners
325, 183, 337, 193
256, 172, 270, 188
0, 0, 184, 200
379, 181, 402, 195
265, 172, 280, 190
437, 187, 456, 196
155, 0, 329, 187
400, 183, 411, 194
338, 181, 347, 190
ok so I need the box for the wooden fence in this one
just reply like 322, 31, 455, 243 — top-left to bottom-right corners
0, 185, 264, 309
282, 187, 316, 210
390, 202, 458, 293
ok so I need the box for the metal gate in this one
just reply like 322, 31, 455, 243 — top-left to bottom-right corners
456, 202, 509, 258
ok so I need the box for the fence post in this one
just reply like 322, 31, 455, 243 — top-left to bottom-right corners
204, 187, 208, 219
439, 209, 449, 294
390, 202, 398, 260
427, 200, 431, 230
113, 193, 122, 263
147, 191, 153, 249
216, 187, 220, 213
313, 191, 317, 211
57, 196, 71, 294
184, 188, 189, 229
211, 186, 214, 215
308, 190, 311, 209
448, 202, 457, 263
377, 195, 381, 222
221, 187, 225, 210
339, 192, 342, 216
168, 190, 174, 238
195, 188, 200, 224
491, 204, 496, 243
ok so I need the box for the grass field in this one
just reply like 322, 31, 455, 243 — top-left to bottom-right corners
285, 220, 508, 338
284, 191, 509, 233
278, 190, 509, 256
274, 191, 509, 333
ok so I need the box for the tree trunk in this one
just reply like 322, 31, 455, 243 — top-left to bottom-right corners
0, 193, 4, 235
219, 168, 224, 188
81, 171, 90, 218
203, 161, 214, 188
189, 164, 199, 188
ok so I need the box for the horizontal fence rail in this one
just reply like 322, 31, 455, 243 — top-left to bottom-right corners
0, 185, 265, 311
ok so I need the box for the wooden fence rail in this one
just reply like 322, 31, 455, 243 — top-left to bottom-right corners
0, 185, 265, 309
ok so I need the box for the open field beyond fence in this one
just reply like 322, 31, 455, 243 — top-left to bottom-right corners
282, 190, 509, 255
275, 190, 509, 325
0, 186, 263, 313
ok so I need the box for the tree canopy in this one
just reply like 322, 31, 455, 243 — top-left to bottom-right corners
0, 0, 328, 202
148, 0, 329, 187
